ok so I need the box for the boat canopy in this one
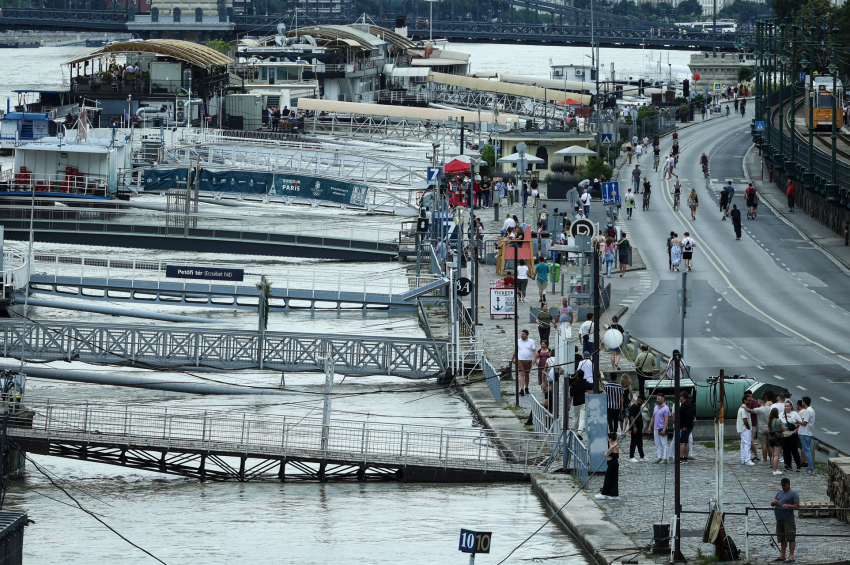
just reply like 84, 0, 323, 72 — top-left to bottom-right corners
297, 98, 519, 125
62, 39, 233, 70
430, 72, 592, 106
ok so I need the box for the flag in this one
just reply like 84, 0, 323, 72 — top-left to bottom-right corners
79, 109, 87, 141
124, 111, 130, 122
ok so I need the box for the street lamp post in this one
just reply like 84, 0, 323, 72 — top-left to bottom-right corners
778, 21, 787, 168
788, 20, 798, 175
829, 26, 839, 194
808, 18, 816, 188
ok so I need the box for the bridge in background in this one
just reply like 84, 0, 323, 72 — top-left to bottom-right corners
0, 9, 740, 51
10, 398, 552, 482
23, 253, 440, 310
0, 321, 449, 377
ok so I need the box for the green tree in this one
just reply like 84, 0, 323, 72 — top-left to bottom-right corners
584, 157, 613, 181
206, 39, 231, 53
481, 143, 496, 168
718, 0, 768, 25
738, 66, 755, 82
612, 0, 638, 16
675, 0, 702, 18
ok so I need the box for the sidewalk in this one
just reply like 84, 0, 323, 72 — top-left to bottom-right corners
744, 147, 850, 272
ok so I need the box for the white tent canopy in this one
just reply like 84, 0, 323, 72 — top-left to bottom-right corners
497, 152, 544, 164
554, 145, 597, 157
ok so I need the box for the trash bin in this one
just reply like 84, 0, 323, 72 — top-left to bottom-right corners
653, 523, 670, 555
550, 262, 561, 282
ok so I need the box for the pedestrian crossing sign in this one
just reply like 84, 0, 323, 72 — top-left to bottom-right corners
713, 82, 722, 91
755, 121, 765, 131
601, 133, 613, 144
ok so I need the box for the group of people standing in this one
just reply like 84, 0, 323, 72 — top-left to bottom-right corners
266, 106, 292, 131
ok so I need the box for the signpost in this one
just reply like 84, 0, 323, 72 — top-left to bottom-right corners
459, 529, 491, 564
456, 277, 472, 297
713, 82, 722, 91
600, 133, 613, 144
601, 181, 620, 204
489, 279, 515, 318
427, 166, 442, 186
570, 218, 595, 237
754, 121, 765, 131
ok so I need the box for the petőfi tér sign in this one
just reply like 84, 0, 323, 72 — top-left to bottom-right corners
165, 265, 245, 282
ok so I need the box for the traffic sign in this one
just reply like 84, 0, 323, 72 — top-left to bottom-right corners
799, 71, 806, 81
754, 121, 765, 131
570, 218, 595, 237
456, 277, 472, 297
416, 217, 430, 233
459, 529, 492, 554
600, 133, 613, 144
713, 82, 722, 91
602, 182, 620, 204
427, 166, 442, 186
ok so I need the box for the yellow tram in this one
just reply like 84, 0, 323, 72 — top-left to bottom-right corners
804, 75, 845, 129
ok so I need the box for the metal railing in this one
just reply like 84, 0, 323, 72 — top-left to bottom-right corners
0, 321, 449, 378
10, 397, 554, 475
530, 395, 559, 444
1, 249, 30, 300
0, 170, 108, 196
25, 252, 439, 302
482, 356, 501, 404
564, 429, 588, 486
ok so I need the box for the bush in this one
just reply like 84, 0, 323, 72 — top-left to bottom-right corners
549, 161, 577, 174
543, 172, 583, 184
584, 157, 613, 180
481, 144, 496, 168
638, 105, 659, 120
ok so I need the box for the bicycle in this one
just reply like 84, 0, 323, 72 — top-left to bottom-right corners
642, 192, 651, 210
672, 183, 681, 210
701, 162, 709, 178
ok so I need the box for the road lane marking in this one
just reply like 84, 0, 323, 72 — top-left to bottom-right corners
796, 386, 807, 390
820, 397, 832, 402
773, 375, 785, 380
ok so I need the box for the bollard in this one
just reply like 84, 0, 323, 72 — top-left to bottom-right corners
845, 222, 848, 246
494, 200, 499, 222
811, 438, 820, 466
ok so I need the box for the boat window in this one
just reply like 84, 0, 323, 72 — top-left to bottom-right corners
261, 67, 267, 80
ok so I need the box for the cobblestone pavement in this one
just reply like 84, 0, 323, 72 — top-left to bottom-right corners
587, 439, 850, 564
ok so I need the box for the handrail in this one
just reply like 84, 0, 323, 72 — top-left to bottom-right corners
1, 249, 29, 300
482, 356, 501, 404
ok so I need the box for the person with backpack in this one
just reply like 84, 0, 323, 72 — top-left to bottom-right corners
687, 188, 699, 221
681, 231, 696, 271
719, 185, 729, 220
745, 183, 759, 219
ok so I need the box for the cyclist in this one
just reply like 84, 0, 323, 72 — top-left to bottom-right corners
642, 177, 652, 210
671, 140, 680, 165
671, 181, 682, 210
653, 145, 661, 171
726, 105, 730, 117
740, 99, 747, 118
700, 153, 709, 178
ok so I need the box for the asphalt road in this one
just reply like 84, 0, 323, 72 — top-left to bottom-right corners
617, 106, 850, 454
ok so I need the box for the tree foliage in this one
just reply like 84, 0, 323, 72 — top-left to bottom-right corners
206, 39, 231, 53
718, 0, 770, 25
738, 66, 755, 82
676, 0, 702, 18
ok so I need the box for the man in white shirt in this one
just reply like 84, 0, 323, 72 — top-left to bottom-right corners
681, 232, 696, 271
635, 143, 643, 164
737, 395, 756, 465
576, 353, 593, 386
579, 313, 594, 355
511, 330, 537, 396
797, 396, 815, 475
502, 213, 516, 235
580, 190, 591, 217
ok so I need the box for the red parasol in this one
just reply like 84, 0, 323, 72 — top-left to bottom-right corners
555, 99, 583, 105
443, 159, 471, 174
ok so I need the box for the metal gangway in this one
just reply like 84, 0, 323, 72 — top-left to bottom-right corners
0, 321, 449, 378
9, 398, 554, 482
23, 253, 444, 310
1, 249, 30, 300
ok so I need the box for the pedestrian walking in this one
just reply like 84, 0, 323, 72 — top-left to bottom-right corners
681, 232, 695, 271
787, 179, 796, 212
608, 315, 625, 369
516, 259, 530, 301
511, 329, 536, 396
603, 237, 616, 277
781, 400, 802, 472
635, 142, 643, 164
619, 374, 633, 432
649, 394, 670, 463
580, 313, 594, 356
604, 374, 624, 434
745, 183, 759, 219
737, 395, 756, 465
521, 181, 529, 207
580, 189, 591, 217
616, 232, 631, 277
678, 391, 696, 461
535, 302, 553, 345
666, 231, 675, 270
688, 189, 699, 220
595, 433, 620, 499
771, 478, 800, 562
624, 188, 635, 219
725, 180, 735, 215
534, 256, 550, 303
628, 395, 647, 461
634, 344, 656, 397
731, 204, 742, 240
531, 178, 540, 207
576, 353, 594, 388
555, 297, 573, 331
569, 371, 588, 433
797, 396, 816, 475
536, 339, 551, 387
719, 185, 729, 220
626, 142, 633, 165
670, 233, 682, 272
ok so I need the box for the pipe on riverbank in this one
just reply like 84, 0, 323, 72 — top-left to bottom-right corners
12, 297, 216, 324
0, 365, 290, 396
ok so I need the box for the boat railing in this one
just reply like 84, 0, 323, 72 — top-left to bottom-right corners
1, 249, 30, 300
1, 171, 108, 196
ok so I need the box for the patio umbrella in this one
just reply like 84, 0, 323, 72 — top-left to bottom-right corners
553, 145, 597, 157
497, 152, 544, 164
554, 99, 583, 105
443, 146, 481, 158
444, 159, 471, 174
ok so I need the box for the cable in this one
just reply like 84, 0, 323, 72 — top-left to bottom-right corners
19, 449, 169, 565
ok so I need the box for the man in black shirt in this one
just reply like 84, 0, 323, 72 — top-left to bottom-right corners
569, 370, 588, 434
628, 395, 647, 461
730, 204, 742, 240
679, 391, 696, 461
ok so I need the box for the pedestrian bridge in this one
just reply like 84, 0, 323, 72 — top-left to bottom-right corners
9, 398, 553, 482
23, 253, 443, 310
0, 321, 449, 379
